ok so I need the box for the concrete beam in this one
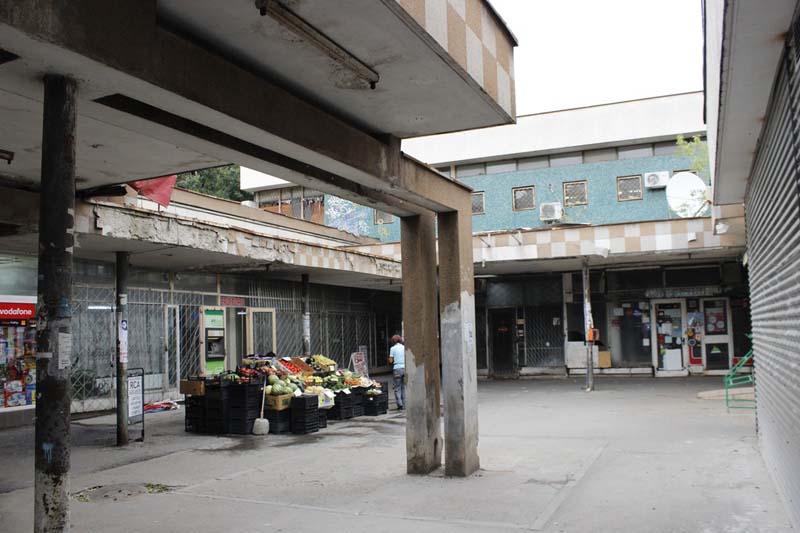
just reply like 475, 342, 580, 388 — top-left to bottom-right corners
0, 1, 471, 215
437, 203, 480, 477
400, 212, 442, 474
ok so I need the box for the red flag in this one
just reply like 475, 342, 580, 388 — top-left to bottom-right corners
129, 175, 177, 207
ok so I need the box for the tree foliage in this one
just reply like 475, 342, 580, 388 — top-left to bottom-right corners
675, 135, 709, 177
176, 165, 253, 202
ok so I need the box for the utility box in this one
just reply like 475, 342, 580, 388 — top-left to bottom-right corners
597, 351, 612, 368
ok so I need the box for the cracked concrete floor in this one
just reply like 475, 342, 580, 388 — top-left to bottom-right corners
0, 377, 792, 532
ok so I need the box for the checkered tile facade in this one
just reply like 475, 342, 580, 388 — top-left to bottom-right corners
395, 0, 516, 117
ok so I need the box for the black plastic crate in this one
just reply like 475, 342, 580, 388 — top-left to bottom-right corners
185, 415, 206, 433
270, 419, 291, 434
364, 402, 387, 416
318, 410, 327, 428
228, 419, 256, 435
291, 395, 319, 410
352, 403, 364, 417
290, 425, 319, 435
328, 405, 353, 420
334, 392, 353, 407
265, 409, 291, 434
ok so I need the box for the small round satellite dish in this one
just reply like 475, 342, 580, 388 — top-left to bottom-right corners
666, 172, 709, 218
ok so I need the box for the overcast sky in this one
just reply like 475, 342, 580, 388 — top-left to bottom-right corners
489, 0, 704, 116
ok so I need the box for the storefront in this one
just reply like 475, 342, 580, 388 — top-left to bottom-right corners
0, 296, 37, 410
476, 262, 750, 377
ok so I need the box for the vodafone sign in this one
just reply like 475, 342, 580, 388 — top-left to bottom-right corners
0, 303, 36, 320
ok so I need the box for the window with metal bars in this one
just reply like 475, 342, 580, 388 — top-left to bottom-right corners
563, 180, 588, 206
616, 175, 643, 201
471, 192, 485, 215
512, 186, 536, 211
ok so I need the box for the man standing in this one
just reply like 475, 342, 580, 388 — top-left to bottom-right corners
389, 335, 405, 410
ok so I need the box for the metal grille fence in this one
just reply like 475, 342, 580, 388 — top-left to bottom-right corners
65, 269, 399, 414
523, 306, 564, 367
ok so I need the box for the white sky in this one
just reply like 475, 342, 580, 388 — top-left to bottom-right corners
489, 0, 704, 116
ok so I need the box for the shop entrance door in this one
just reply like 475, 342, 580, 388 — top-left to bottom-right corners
701, 297, 733, 371
651, 300, 687, 375
489, 308, 517, 377
247, 308, 276, 356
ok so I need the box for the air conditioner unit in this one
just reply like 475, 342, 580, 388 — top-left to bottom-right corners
644, 171, 669, 189
539, 201, 563, 222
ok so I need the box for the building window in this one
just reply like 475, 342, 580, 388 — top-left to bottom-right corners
374, 210, 396, 225
563, 181, 588, 206
456, 163, 486, 178
617, 175, 643, 201
486, 160, 517, 174
471, 192, 485, 215
512, 186, 536, 211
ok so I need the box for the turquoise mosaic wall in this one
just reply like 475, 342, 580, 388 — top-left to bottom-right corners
325, 153, 705, 242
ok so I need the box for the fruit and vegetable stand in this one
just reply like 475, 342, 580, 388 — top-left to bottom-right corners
181, 354, 388, 436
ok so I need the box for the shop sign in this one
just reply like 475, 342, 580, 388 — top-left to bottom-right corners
128, 374, 143, 424
0, 302, 35, 320
204, 309, 224, 329
645, 286, 721, 298
350, 351, 369, 378
220, 296, 246, 307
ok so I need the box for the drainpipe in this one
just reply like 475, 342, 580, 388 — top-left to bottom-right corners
582, 260, 595, 392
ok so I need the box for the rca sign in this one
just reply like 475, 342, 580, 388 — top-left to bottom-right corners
0, 303, 36, 320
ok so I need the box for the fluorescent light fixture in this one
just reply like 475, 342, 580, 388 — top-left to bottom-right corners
87, 305, 113, 311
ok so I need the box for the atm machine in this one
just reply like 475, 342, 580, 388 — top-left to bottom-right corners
201, 307, 226, 375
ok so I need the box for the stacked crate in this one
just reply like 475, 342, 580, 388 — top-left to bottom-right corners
227, 381, 263, 434
265, 408, 291, 434
329, 391, 354, 420
290, 394, 320, 434
350, 387, 366, 417
364, 390, 388, 416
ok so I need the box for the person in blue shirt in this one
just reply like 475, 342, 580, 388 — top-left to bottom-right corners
389, 334, 405, 410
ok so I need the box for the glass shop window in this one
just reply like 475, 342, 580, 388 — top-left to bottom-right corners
704, 299, 728, 335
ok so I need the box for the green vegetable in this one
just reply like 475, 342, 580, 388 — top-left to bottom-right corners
264, 385, 272, 395
268, 374, 280, 385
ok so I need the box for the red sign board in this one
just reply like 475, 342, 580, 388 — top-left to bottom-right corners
220, 296, 246, 307
0, 302, 36, 320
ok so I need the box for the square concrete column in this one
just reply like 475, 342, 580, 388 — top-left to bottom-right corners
400, 212, 442, 474
438, 206, 480, 477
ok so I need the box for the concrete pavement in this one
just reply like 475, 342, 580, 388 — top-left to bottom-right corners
0, 377, 791, 532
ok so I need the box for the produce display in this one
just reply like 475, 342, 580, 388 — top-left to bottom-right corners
186, 351, 387, 435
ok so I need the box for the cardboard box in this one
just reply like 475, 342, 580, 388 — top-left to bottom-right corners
597, 351, 612, 369
265, 393, 293, 411
180, 379, 205, 396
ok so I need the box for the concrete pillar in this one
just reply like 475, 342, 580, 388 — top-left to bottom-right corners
400, 212, 442, 474
437, 206, 480, 477
34, 74, 76, 533
301, 273, 311, 356
116, 251, 130, 446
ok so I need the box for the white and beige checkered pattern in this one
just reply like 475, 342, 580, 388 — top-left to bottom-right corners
347, 217, 746, 265
395, 0, 516, 117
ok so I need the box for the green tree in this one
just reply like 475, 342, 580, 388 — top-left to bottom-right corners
675, 134, 709, 177
176, 165, 253, 202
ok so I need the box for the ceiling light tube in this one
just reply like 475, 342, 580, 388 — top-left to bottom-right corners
255, 0, 379, 89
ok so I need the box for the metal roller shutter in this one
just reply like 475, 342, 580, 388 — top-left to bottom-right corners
746, 34, 800, 527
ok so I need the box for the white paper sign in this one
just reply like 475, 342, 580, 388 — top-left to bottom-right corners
118, 317, 128, 363
351, 351, 369, 377
58, 332, 72, 370
127, 374, 143, 423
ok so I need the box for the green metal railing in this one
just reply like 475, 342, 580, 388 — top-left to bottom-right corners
724, 334, 755, 410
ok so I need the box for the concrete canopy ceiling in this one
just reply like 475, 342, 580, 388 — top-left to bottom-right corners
157, 0, 508, 138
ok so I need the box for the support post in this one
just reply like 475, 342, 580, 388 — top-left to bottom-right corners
438, 206, 480, 477
116, 251, 130, 446
582, 261, 594, 392
400, 212, 442, 474
34, 74, 76, 533
301, 273, 311, 356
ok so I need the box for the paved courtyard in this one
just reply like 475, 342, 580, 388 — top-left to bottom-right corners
0, 377, 791, 532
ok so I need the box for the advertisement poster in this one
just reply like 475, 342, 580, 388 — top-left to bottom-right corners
118, 318, 128, 363
127, 374, 143, 424
204, 309, 224, 329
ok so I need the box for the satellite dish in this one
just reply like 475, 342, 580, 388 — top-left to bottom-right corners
666, 172, 709, 218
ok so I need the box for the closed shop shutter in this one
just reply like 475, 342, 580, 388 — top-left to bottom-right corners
746, 37, 800, 527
